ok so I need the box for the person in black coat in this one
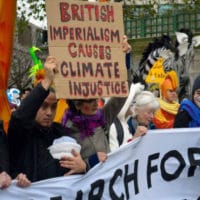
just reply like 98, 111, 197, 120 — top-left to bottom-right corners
0, 120, 30, 188
0, 120, 9, 173
174, 74, 200, 128
8, 56, 86, 182
0, 120, 11, 189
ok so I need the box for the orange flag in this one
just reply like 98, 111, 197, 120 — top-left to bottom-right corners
0, 0, 17, 132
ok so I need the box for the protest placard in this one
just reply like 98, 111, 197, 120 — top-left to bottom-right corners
46, 0, 128, 99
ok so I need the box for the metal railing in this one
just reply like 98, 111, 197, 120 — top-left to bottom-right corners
124, 11, 200, 39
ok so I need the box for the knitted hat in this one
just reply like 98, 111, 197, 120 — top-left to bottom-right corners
160, 71, 178, 98
192, 75, 200, 95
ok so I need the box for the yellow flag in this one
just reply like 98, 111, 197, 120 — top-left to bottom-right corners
145, 58, 166, 84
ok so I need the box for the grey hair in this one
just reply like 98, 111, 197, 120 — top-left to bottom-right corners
131, 91, 160, 117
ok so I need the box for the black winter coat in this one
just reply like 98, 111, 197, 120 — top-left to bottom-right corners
173, 110, 191, 128
8, 84, 69, 182
0, 120, 9, 173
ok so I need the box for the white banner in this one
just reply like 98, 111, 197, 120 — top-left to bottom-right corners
1, 128, 200, 200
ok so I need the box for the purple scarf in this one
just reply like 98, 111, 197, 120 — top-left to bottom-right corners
62, 109, 106, 140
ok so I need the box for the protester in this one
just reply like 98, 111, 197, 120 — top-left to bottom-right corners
153, 71, 180, 129
61, 101, 125, 168
0, 120, 11, 189
8, 56, 86, 182
0, 120, 30, 188
62, 94, 128, 169
109, 89, 159, 151
174, 74, 200, 128
0, 120, 9, 174
62, 36, 132, 168
109, 82, 145, 151
127, 91, 159, 137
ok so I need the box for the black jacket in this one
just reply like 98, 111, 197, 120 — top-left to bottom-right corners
0, 120, 9, 173
8, 84, 69, 182
173, 110, 191, 128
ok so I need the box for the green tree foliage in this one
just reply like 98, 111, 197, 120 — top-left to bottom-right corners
17, 0, 46, 32
9, 48, 33, 91
17, 0, 200, 24
18, 0, 46, 21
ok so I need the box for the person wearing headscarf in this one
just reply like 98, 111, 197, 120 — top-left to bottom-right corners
153, 70, 180, 129
174, 74, 200, 128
